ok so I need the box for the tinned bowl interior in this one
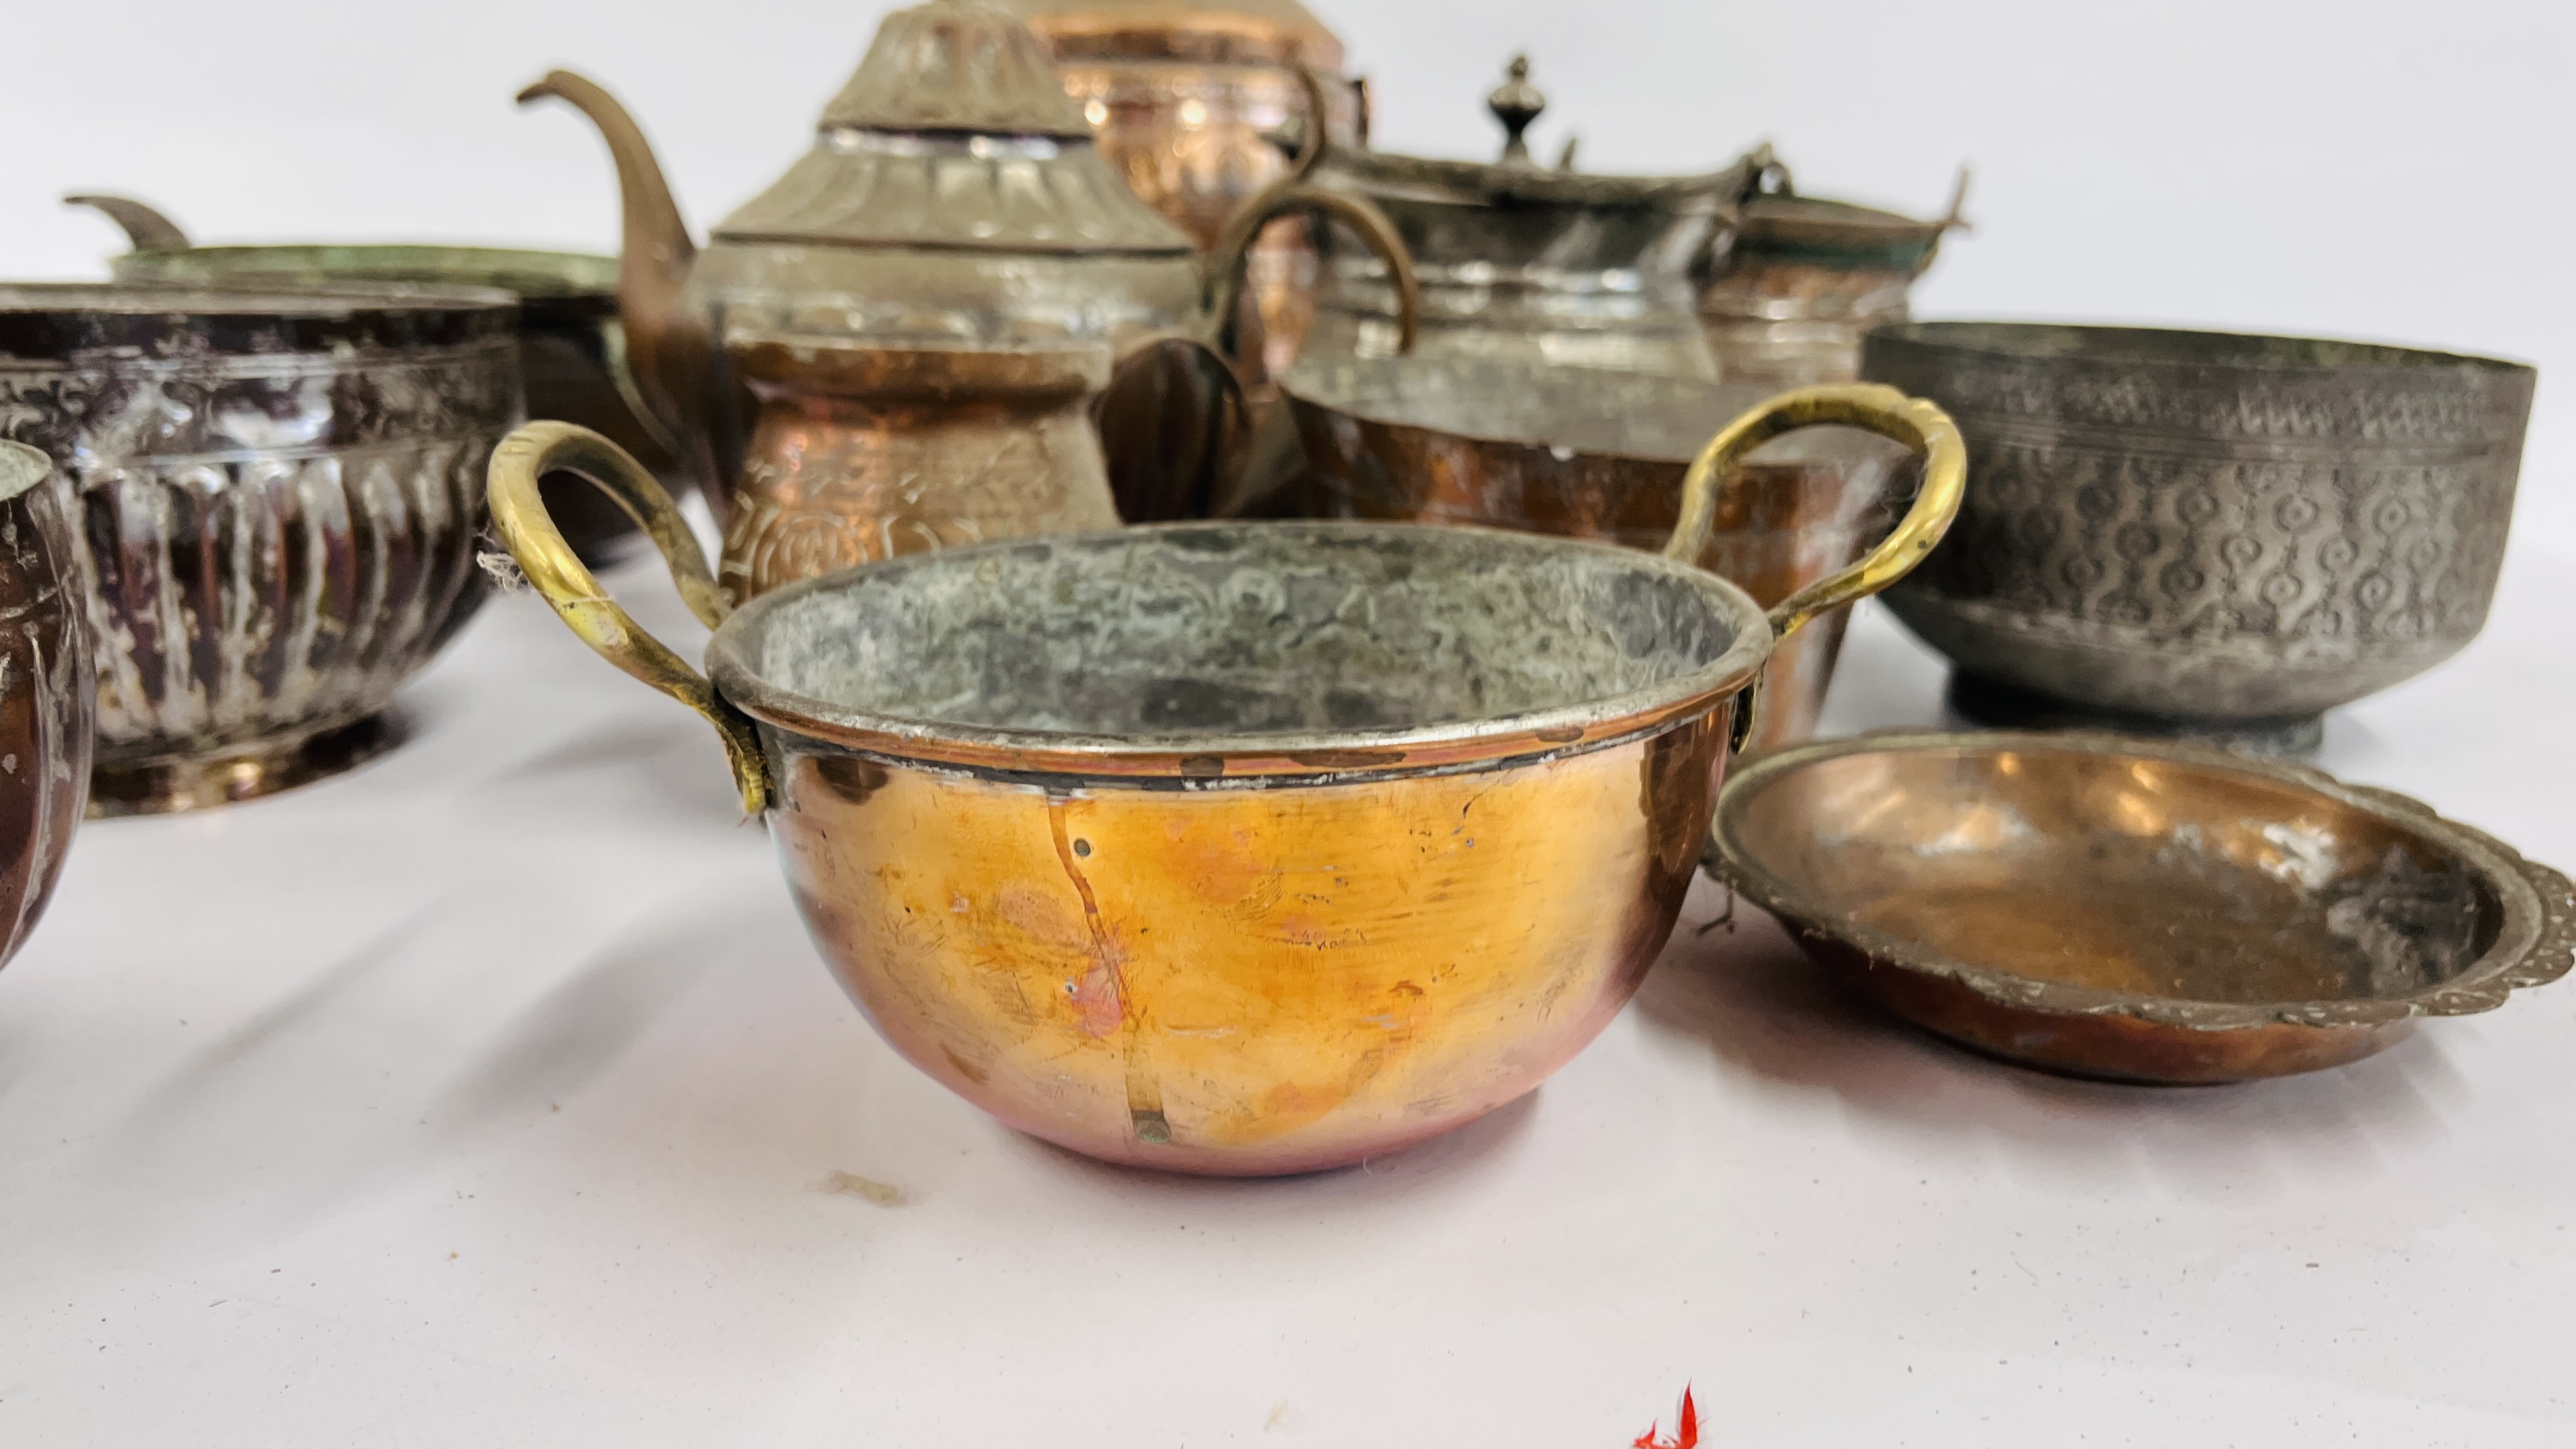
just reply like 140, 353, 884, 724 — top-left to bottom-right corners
714, 520, 1768, 763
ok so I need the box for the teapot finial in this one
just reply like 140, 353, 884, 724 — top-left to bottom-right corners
1487, 55, 1545, 167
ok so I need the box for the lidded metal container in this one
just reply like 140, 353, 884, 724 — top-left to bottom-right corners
1303, 56, 1764, 379
1697, 168, 1966, 389
0, 283, 521, 813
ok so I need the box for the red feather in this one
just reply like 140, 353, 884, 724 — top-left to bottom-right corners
1631, 1384, 1699, 1449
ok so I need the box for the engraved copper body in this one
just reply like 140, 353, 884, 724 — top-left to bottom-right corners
0, 284, 521, 813
483, 388, 1961, 1173
68, 194, 677, 565
0, 441, 91, 969
1283, 356, 1922, 752
1862, 323, 2537, 753
520, 0, 1413, 576
1711, 732, 2576, 1084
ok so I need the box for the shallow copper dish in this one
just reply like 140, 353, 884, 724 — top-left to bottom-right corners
1709, 732, 2576, 1084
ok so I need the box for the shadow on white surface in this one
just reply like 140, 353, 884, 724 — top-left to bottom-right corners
1634, 880, 2474, 1201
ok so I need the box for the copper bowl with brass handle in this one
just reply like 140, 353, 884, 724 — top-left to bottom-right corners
488, 385, 1963, 1174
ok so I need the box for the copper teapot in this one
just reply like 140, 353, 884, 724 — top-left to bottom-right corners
521, 0, 1413, 599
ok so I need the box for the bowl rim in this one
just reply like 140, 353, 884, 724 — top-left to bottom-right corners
707, 519, 1775, 785
1278, 354, 1773, 466
1709, 728, 2576, 1030
1865, 320, 2537, 379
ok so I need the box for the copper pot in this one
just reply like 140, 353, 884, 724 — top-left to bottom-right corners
1284, 356, 1924, 752
0, 441, 90, 969
483, 385, 1961, 1174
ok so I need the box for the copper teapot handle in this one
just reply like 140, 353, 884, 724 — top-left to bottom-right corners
1662, 383, 1966, 750
487, 420, 769, 815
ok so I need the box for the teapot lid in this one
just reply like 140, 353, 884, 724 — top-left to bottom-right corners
714, 0, 1194, 255
1011, 0, 1344, 67
1319, 55, 1759, 215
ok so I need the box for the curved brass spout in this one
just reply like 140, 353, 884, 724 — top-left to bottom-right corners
517, 70, 709, 472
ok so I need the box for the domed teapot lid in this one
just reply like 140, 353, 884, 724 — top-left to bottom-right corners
714, 0, 1194, 254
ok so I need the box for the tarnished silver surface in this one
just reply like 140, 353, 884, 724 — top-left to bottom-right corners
1694, 174, 1966, 390
720, 521, 1760, 753
1711, 730, 2576, 1082
1862, 323, 2536, 752
1303, 57, 1761, 378
0, 441, 91, 969
0, 283, 521, 813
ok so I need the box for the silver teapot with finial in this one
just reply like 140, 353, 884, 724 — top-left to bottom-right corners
1299, 55, 1767, 378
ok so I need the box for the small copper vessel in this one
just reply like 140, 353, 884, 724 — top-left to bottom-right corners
1283, 356, 1924, 752
1010, 0, 1362, 383
520, 0, 1413, 585
66, 195, 677, 566
482, 383, 1962, 1173
0, 441, 91, 970
1710, 732, 2576, 1084
1696, 167, 1969, 390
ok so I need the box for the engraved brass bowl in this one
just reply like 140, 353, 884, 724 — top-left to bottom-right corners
486, 383, 1962, 1174
1709, 732, 2576, 1084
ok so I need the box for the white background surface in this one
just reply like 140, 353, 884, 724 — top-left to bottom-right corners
4, 1, 2575, 1443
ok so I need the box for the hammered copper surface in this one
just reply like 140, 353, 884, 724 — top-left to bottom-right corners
1862, 324, 2536, 753
1711, 732, 2576, 1083
717, 342, 1122, 599
1283, 356, 1913, 751
0, 443, 91, 970
0, 284, 521, 813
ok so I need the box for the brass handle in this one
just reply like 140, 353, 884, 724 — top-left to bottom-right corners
1202, 182, 1419, 358
1660, 383, 1967, 751
63, 194, 192, 252
487, 420, 769, 815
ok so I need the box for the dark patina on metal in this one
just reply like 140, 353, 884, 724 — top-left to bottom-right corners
1862, 322, 2537, 753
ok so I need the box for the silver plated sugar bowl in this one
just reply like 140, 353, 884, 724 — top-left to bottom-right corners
0, 283, 522, 813
1862, 322, 2537, 753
